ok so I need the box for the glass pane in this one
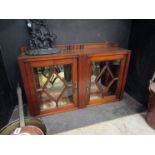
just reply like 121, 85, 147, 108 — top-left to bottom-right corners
33, 64, 73, 111
90, 60, 121, 100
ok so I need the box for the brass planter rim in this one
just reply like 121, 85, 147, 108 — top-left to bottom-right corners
0, 117, 47, 135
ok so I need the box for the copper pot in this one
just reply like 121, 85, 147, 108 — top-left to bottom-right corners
146, 92, 155, 129
0, 118, 46, 135
12, 126, 44, 135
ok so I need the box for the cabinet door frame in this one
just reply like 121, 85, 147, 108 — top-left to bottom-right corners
86, 54, 129, 106
24, 58, 78, 116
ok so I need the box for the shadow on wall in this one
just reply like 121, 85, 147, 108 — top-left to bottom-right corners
126, 20, 155, 106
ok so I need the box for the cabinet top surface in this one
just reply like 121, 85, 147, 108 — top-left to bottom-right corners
18, 42, 131, 60
18, 47, 130, 60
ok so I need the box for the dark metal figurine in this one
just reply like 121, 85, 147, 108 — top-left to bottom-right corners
26, 19, 60, 55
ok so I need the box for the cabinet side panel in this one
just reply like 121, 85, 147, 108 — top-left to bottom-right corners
119, 53, 131, 99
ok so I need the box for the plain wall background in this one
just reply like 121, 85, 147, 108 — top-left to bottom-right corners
48, 19, 131, 47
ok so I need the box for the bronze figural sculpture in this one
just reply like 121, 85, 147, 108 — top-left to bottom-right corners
26, 19, 60, 55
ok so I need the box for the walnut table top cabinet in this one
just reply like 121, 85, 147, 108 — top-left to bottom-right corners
18, 42, 131, 116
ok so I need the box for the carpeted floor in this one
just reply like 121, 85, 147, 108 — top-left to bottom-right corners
57, 113, 155, 135
42, 93, 146, 134
10, 93, 147, 134
56, 112, 155, 135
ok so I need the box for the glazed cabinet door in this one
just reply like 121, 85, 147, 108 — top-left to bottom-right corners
87, 54, 127, 106
25, 58, 78, 116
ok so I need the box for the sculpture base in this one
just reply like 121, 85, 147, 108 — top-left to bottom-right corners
27, 48, 60, 56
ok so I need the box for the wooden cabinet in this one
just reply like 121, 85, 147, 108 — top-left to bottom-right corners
18, 42, 131, 116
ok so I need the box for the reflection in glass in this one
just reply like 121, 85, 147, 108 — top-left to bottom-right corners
33, 65, 73, 111
90, 60, 120, 100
